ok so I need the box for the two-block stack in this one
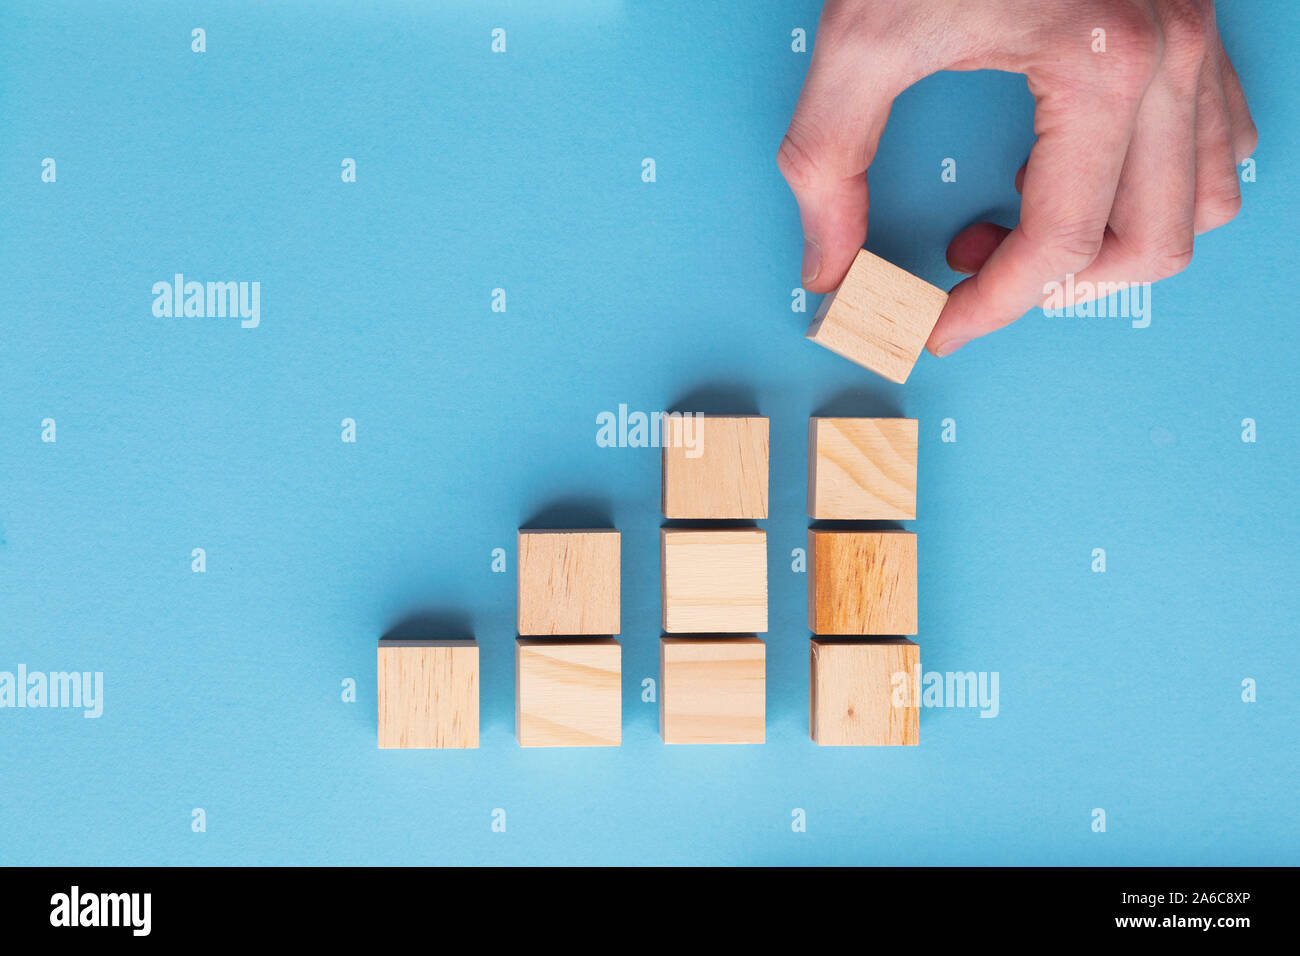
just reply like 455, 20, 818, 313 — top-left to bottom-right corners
514, 528, 622, 747
807, 417, 921, 745
659, 415, 769, 744
377, 528, 622, 750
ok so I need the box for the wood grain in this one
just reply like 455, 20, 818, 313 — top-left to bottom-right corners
659, 637, 765, 744
661, 528, 767, 633
517, 529, 620, 636
515, 638, 621, 747
805, 249, 948, 384
808, 530, 917, 635
809, 638, 919, 746
808, 417, 917, 520
377, 640, 479, 749
661, 415, 769, 519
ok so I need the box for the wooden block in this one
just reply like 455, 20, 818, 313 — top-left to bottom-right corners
515, 638, 621, 747
662, 415, 769, 519
377, 640, 479, 749
659, 637, 765, 744
808, 530, 917, 634
806, 249, 948, 384
808, 417, 918, 520
517, 529, 620, 636
661, 528, 767, 633
810, 638, 919, 746
514, 642, 621, 749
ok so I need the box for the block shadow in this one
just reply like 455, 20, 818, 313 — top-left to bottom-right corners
521, 496, 615, 530
812, 387, 904, 419
667, 383, 760, 416
808, 519, 907, 533
380, 608, 475, 643
660, 518, 762, 530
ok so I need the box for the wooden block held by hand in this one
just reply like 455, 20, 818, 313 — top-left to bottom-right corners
810, 638, 919, 746
809, 530, 917, 635
377, 640, 479, 749
659, 637, 765, 744
808, 417, 917, 520
661, 528, 767, 633
806, 249, 948, 384
517, 529, 620, 636
516, 638, 621, 747
662, 415, 769, 519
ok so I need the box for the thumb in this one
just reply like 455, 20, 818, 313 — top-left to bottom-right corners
778, 41, 899, 293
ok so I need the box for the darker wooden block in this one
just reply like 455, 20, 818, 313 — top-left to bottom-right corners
808, 529, 917, 635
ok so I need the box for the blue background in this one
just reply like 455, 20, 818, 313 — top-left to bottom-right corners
1, 1, 1296, 865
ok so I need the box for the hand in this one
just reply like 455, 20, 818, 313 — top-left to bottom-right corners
778, 0, 1257, 356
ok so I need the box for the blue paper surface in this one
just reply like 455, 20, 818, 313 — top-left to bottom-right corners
1, 1, 1296, 865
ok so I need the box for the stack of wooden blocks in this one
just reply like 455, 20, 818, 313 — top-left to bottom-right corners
659, 415, 769, 744
375, 414, 923, 750
807, 417, 921, 745
514, 528, 622, 747
377, 528, 623, 749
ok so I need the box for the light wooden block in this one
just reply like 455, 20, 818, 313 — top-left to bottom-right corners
810, 638, 919, 746
515, 638, 621, 747
661, 528, 767, 633
517, 529, 620, 636
809, 530, 917, 635
377, 640, 479, 749
808, 417, 917, 520
662, 415, 769, 519
659, 637, 765, 744
806, 249, 948, 384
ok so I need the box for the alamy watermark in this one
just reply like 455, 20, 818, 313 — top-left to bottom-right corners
1042, 274, 1151, 328
50, 886, 150, 936
0, 665, 103, 718
893, 669, 1000, 717
152, 273, 260, 328
596, 405, 704, 457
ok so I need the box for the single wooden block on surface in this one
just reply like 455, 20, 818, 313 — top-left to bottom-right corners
515, 638, 621, 747
517, 529, 620, 636
806, 249, 948, 384
808, 530, 917, 635
659, 637, 765, 744
377, 640, 479, 749
662, 414, 769, 519
810, 638, 920, 746
808, 417, 918, 520
661, 528, 767, 633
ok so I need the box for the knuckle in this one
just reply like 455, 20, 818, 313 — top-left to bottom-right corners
1160, 1, 1211, 67
1035, 219, 1108, 274
778, 121, 865, 191
1100, 5, 1164, 92
1145, 244, 1195, 280
776, 130, 822, 192
819, 0, 885, 49
1239, 120, 1260, 159
1197, 190, 1242, 232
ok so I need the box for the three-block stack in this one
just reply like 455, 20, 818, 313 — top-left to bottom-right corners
807, 417, 921, 745
659, 415, 769, 744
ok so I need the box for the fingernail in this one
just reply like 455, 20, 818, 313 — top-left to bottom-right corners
934, 338, 969, 357
801, 236, 821, 284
